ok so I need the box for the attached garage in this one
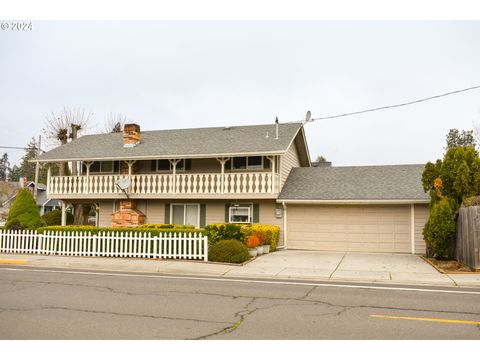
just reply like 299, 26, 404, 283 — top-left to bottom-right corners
286, 203, 430, 253
279, 165, 430, 254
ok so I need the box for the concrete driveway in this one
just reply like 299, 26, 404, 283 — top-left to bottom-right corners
224, 250, 459, 286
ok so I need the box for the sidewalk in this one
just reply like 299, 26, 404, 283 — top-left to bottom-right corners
1, 250, 480, 287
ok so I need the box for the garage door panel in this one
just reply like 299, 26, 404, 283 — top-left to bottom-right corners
287, 205, 411, 253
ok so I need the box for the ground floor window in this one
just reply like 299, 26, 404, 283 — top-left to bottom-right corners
229, 205, 252, 224
171, 204, 200, 228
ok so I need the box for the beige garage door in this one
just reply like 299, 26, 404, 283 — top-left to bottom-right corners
287, 204, 411, 253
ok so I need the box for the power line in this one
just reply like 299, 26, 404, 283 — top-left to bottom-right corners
307, 85, 480, 123
0, 146, 27, 150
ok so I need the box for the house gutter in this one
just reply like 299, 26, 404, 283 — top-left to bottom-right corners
29, 150, 287, 163
276, 199, 430, 205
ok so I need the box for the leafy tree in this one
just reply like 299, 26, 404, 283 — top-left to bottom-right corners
422, 146, 480, 208
315, 155, 328, 163
423, 198, 456, 259
0, 153, 9, 180
5, 188, 47, 230
445, 128, 476, 150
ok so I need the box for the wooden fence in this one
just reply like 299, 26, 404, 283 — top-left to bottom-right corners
455, 206, 480, 269
0, 229, 208, 261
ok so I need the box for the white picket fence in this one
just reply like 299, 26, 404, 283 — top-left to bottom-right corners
0, 229, 208, 261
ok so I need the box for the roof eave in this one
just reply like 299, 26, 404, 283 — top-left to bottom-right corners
276, 199, 430, 205
30, 149, 288, 163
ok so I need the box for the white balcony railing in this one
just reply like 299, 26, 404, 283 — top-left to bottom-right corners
47, 172, 279, 196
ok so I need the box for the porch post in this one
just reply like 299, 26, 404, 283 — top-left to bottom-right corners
271, 155, 276, 193
169, 159, 180, 193
125, 160, 137, 192
267, 156, 276, 193
61, 201, 67, 226
84, 161, 93, 194
46, 166, 51, 195
216, 157, 230, 194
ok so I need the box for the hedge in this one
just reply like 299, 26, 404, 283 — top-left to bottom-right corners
36, 225, 203, 236
203, 223, 280, 251
208, 240, 250, 263
41, 209, 74, 226
138, 224, 195, 230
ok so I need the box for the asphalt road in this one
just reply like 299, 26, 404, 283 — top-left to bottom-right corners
0, 266, 479, 339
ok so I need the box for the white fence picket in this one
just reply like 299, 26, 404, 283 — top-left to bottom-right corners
0, 229, 207, 261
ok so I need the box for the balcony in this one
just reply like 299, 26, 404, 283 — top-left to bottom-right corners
47, 172, 280, 199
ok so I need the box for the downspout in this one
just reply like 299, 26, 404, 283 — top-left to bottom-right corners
276, 201, 288, 250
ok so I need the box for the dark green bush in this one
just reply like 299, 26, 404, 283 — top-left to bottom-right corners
208, 240, 249, 263
423, 197, 457, 259
41, 209, 74, 226
5, 189, 46, 230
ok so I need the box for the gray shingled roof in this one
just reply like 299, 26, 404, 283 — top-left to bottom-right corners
34, 122, 303, 162
278, 164, 429, 202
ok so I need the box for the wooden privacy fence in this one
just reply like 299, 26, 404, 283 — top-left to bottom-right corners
455, 206, 480, 269
0, 229, 208, 261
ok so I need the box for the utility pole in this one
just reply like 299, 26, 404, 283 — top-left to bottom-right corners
33, 135, 41, 200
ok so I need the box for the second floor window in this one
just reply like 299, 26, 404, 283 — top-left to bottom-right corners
156, 159, 187, 171
86, 161, 119, 174
230, 156, 269, 170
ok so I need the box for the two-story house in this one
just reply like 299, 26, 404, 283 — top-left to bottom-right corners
33, 121, 430, 253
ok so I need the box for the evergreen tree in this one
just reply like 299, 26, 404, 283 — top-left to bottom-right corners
0, 153, 9, 180
422, 146, 480, 208
5, 188, 47, 230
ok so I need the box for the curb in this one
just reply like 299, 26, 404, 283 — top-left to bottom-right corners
0, 259, 28, 265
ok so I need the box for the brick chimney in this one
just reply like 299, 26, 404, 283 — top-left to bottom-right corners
123, 123, 141, 147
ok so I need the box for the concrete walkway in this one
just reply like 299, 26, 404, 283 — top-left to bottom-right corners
1, 250, 480, 287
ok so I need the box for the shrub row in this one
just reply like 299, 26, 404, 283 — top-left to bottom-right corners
138, 224, 195, 230
203, 223, 280, 251
36, 225, 203, 236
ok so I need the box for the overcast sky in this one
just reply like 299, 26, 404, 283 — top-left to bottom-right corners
1, 21, 480, 167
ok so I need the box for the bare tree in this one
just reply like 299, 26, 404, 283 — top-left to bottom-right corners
474, 122, 480, 147
104, 112, 126, 133
44, 107, 92, 175
44, 107, 93, 225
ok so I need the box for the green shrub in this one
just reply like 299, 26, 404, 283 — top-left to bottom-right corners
462, 195, 480, 207
41, 209, 74, 226
203, 224, 244, 246
5, 189, 47, 230
208, 240, 249, 263
203, 223, 280, 251
423, 197, 457, 259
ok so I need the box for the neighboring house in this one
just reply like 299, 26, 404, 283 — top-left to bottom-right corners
32, 122, 430, 254
1, 181, 61, 218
